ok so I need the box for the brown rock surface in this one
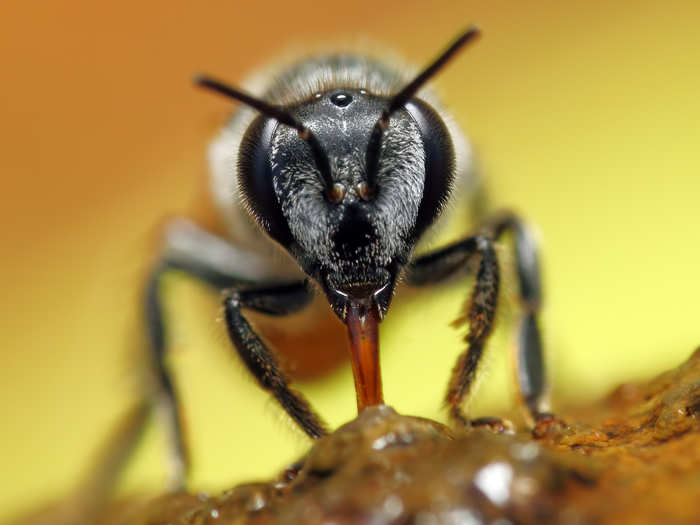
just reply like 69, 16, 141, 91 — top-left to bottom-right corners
14, 349, 700, 525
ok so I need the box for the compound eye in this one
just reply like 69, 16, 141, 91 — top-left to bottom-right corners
330, 92, 353, 107
238, 116, 294, 247
404, 99, 456, 239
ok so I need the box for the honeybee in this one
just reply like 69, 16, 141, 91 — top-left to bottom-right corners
144, 27, 551, 487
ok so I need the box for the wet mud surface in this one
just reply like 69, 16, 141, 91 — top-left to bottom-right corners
17, 349, 700, 524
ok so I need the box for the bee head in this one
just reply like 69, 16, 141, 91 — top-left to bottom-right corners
196, 27, 479, 322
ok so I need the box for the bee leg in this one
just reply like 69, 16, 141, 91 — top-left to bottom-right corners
446, 236, 501, 427
407, 235, 500, 427
223, 284, 328, 439
407, 213, 554, 430
482, 213, 552, 427
74, 401, 151, 519
32, 401, 151, 525
144, 218, 296, 488
144, 263, 191, 490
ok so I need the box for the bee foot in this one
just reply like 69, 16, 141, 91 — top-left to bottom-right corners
470, 417, 515, 434
532, 412, 567, 439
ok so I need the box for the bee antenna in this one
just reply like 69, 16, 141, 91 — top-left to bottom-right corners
365, 26, 481, 190
194, 74, 336, 200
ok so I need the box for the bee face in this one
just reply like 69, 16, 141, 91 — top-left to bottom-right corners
189, 28, 480, 435
238, 87, 456, 320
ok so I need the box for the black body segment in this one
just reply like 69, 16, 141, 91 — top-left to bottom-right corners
236, 280, 312, 316
485, 214, 542, 309
223, 289, 327, 439
410, 235, 500, 426
144, 263, 192, 488
405, 237, 478, 286
518, 311, 546, 416
145, 254, 252, 487
484, 214, 547, 418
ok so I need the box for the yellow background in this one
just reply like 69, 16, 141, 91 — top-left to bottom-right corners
1, 0, 699, 520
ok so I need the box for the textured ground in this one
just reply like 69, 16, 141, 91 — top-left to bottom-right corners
14, 348, 700, 525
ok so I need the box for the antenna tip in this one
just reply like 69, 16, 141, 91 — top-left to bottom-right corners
464, 24, 482, 39
192, 73, 208, 87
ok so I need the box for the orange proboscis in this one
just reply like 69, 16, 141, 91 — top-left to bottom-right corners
346, 302, 383, 412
